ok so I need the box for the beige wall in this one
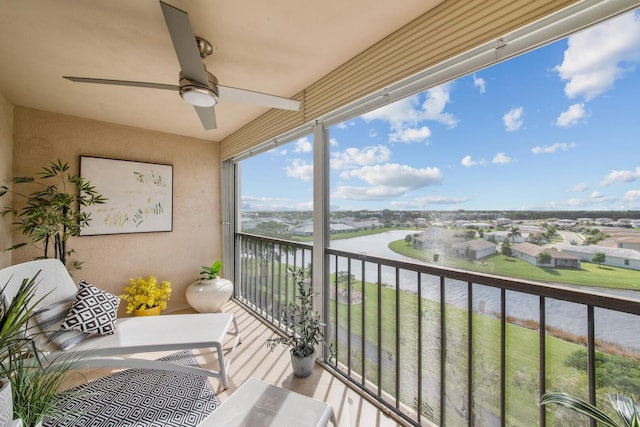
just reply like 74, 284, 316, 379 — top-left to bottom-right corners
12, 107, 221, 314
0, 93, 13, 269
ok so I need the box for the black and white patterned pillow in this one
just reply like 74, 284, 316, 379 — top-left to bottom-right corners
60, 281, 120, 336
34, 297, 89, 350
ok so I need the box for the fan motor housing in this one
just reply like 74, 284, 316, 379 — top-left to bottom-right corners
179, 71, 219, 107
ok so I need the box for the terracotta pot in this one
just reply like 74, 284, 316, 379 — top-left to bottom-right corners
133, 306, 162, 316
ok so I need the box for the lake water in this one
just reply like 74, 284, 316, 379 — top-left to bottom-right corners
329, 230, 640, 351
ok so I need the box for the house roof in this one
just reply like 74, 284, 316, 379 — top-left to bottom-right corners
452, 239, 497, 251
0, 0, 441, 142
557, 244, 640, 260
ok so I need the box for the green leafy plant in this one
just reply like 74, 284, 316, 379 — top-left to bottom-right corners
200, 261, 222, 280
540, 392, 640, 427
0, 159, 107, 270
266, 268, 329, 358
0, 271, 78, 426
2, 351, 77, 427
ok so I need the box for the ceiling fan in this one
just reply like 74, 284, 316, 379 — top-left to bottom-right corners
63, 1, 300, 130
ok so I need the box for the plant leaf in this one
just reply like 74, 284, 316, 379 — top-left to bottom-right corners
540, 392, 620, 427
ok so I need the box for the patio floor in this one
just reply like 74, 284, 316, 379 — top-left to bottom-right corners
59, 300, 403, 427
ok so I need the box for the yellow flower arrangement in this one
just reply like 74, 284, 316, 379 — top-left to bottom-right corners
120, 275, 172, 314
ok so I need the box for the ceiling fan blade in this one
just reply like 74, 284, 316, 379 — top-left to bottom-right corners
63, 76, 179, 91
194, 106, 217, 130
159, 1, 208, 85
217, 85, 300, 111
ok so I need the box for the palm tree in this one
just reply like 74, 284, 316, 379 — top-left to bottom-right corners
507, 226, 522, 244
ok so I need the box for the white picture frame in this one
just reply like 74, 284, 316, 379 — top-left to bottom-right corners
80, 156, 173, 235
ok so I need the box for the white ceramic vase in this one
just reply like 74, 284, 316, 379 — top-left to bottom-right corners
185, 277, 233, 313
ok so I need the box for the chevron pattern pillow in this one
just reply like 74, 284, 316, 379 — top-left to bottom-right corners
60, 280, 120, 336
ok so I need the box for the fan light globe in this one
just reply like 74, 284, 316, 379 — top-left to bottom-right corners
180, 86, 218, 107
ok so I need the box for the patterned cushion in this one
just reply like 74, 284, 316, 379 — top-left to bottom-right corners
34, 297, 89, 350
60, 281, 120, 336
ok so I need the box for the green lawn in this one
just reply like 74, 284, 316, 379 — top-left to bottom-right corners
389, 240, 640, 290
328, 274, 592, 425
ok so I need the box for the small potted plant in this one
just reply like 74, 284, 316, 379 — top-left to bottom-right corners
120, 275, 172, 316
185, 261, 233, 313
266, 268, 330, 378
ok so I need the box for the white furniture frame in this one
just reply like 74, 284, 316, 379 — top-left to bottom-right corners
0, 259, 241, 389
199, 377, 337, 426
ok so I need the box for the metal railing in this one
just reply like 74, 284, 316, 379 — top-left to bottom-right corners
235, 232, 640, 427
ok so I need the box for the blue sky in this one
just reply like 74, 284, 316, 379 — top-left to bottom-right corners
241, 10, 640, 212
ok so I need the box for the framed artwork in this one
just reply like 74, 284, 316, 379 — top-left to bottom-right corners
80, 156, 173, 235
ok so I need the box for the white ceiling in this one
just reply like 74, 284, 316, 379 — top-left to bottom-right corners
0, 0, 442, 142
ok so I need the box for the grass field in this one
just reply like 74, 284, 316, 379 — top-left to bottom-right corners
328, 274, 591, 425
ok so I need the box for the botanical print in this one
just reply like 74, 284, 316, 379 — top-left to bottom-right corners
80, 156, 172, 235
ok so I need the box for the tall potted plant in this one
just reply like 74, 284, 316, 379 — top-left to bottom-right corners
266, 268, 329, 378
0, 159, 106, 270
185, 261, 233, 313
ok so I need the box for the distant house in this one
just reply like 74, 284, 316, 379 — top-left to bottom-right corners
452, 239, 497, 260
616, 237, 640, 252
496, 218, 511, 226
555, 219, 576, 229
484, 230, 529, 243
329, 223, 355, 234
557, 244, 640, 271
512, 242, 581, 269
292, 224, 314, 236
413, 227, 462, 250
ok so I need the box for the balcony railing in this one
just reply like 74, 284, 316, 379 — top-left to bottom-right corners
235, 232, 640, 427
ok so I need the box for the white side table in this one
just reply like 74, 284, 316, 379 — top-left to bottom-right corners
199, 377, 337, 427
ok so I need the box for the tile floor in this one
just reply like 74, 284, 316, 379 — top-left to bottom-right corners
59, 300, 404, 427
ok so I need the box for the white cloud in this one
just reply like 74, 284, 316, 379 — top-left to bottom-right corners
531, 142, 577, 154
624, 190, 640, 202
344, 163, 442, 189
473, 74, 486, 94
503, 107, 524, 132
555, 103, 589, 127
329, 137, 339, 147
332, 185, 408, 201
414, 195, 470, 205
241, 195, 311, 211
555, 12, 640, 100
293, 137, 312, 153
571, 183, 589, 192
492, 153, 512, 165
600, 166, 640, 186
331, 145, 391, 170
362, 83, 458, 131
461, 155, 485, 167
389, 126, 432, 143
285, 159, 313, 182
565, 191, 618, 207
422, 84, 458, 128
